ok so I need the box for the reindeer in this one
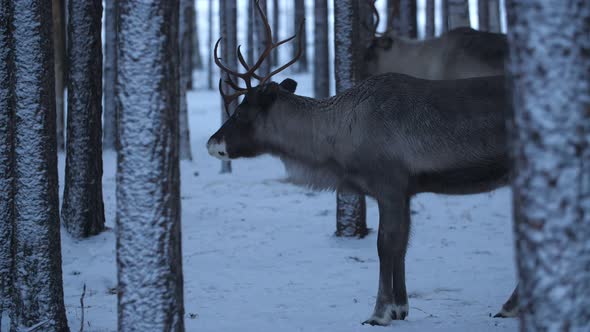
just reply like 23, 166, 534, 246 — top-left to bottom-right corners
365, 1, 508, 79
208, 1, 515, 325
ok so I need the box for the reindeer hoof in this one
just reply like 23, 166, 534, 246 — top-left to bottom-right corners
362, 304, 408, 326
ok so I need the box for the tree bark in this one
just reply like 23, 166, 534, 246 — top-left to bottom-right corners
192, 4, 203, 70
11, 0, 70, 330
180, 0, 194, 90
478, 0, 489, 31
179, 0, 193, 161
506, 1, 590, 330
52, 0, 66, 151
313, 0, 329, 99
254, 0, 271, 76
272, 0, 279, 67
219, 0, 238, 174
488, 0, 502, 33
207, 0, 214, 90
447, 0, 470, 29
333, 1, 368, 238
62, 0, 105, 238
103, 0, 118, 150
441, 0, 449, 33
0, 0, 15, 323
425, 0, 435, 37
116, 1, 185, 330
294, 0, 307, 72
247, 0, 255, 65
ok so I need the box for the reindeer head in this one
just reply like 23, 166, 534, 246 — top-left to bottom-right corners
207, 0, 303, 161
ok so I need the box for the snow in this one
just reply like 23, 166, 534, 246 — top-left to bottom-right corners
53, 70, 519, 331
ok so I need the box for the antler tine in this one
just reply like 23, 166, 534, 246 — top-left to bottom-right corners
236, 45, 264, 81
214, 37, 254, 89
259, 20, 305, 86
369, 0, 380, 37
218, 78, 247, 116
224, 73, 247, 92
243, 0, 275, 78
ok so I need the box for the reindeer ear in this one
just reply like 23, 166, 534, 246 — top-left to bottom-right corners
377, 36, 393, 49
279, 78, 297, 93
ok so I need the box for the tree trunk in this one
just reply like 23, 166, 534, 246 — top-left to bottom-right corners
441, 0, 449, 33
207, 0, 214, 90
179, 0, 193, 161
478, 0, 489, 31
192, 4, 203, 70
52, 0, 66, 151
116, 1, 185, 330
254, 0, 271, 76
62, 0, 105, 239
447, 0, 470, 29
0, 0, 15, 323
488, 0, 502, 33
506, 1, 590, 330
293, 0, 307, 72
387, 0, 417, 38
181, 0, 194, 90
313, 0, 329, 99
272, 0, 279, 67
11, 0, 70, 330
425, 0, 435, 37
103, 0, 118, 150
333, 1, 368, 238
247, 0, 255, 65
219, 0, 238, 174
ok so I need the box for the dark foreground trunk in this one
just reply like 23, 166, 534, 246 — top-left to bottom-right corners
116, 1, 185, 330
333, 1, 368, 238
506, 0, 590, 330
62, 0, 105, 238
11, 0, 69, 330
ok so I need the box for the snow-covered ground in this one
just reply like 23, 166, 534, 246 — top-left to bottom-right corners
54, 71, 518, 332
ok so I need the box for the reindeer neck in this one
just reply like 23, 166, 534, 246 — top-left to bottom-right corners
260, 91, 348, 166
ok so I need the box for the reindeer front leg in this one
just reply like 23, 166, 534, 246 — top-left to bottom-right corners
363, 192, 410, 326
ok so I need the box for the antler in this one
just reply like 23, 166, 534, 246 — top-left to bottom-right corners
215, 0, 304, 112
367, 0, 395, 39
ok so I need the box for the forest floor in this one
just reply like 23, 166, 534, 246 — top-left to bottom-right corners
51, 71, 519, 332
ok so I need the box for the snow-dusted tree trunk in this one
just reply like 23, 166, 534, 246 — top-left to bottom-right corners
0, 0, 14, 323
388, 0, 417, 38
52, 0, 66, 151
447, 0, 470, 29
103, 0, 118, 150
116, 1, 185, 330
254, 0, 271, 76
207, 0, 214, 90
247, 0, 255, 65
180, 0, 193, 90
505, 1, 590, 330
313, 0, 329, 99
11, 0, 70, 330
425, 0, 435, 37
478, 0, 489, 31
62, 0, 105, 238
333, 1, 368, 238
272, 0, 279, 67
192, 4, 203, 70
179, 0, 193, 161
293, 0, 308, 72
219, 0, 238, 174
488, 0, 502, 33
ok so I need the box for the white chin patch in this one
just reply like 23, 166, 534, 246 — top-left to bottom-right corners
207, 141, 231, 161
